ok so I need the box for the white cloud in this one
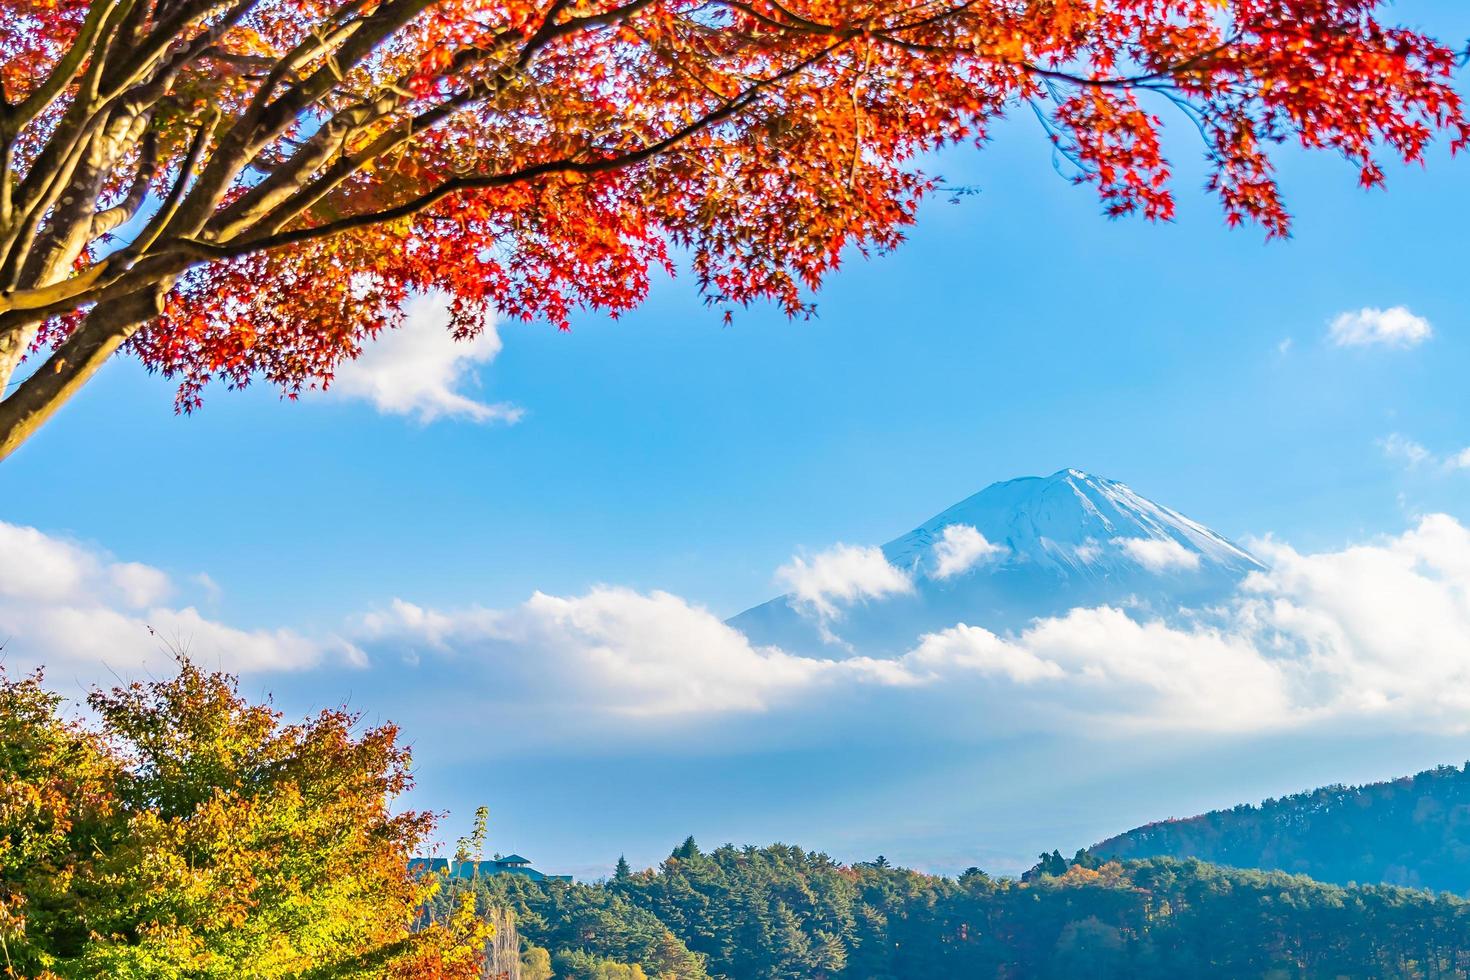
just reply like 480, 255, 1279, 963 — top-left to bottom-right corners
1073, 541, 1103, 563
775, 544, 912, 621
328, 294, 523, 424
1380, 433, 1470, 473
1380, 432, 1433, 468
979, 607, 1296, 732
356, 588, 861, 716
1114, 537, 1201, 572
0, 521, 94, 602
193, 572, 223, 604
880, 514, 1470, 734
1234, 515, 1470, 727
1328, 306, 1432, 349
930, 525, 1005, 579
189, 512, 1470, 738
110, 562, 172, 607
351, 586, 1291, 734
904, 623, 1062, 683
0, 520, 358, 677
20, 513, 1470, 741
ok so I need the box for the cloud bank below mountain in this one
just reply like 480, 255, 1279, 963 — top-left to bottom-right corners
7, 510, 1470, 739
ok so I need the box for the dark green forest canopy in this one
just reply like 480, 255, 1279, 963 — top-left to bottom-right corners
1092, 762, 1470, 895
431, 840, 1470, 980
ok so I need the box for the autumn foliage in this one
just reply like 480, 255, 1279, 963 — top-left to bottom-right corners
0, 0, 1465, 457
0, 660, 488, 979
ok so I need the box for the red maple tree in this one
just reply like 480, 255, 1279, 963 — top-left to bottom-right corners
0, 0, 1463, 459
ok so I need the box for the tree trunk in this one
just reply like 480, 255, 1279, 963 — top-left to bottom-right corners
485, 907, 521, 980
0, 287, 164, 461
0, 325, 34, 395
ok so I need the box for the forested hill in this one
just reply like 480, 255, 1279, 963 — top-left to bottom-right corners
1091, 763, 1470, 894
430, 840, 1470, 979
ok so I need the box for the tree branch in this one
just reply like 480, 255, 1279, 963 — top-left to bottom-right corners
182, 37, 852, 261
0, 285, 171, 461
92, 128, 160, 236
6, 0, 121, 132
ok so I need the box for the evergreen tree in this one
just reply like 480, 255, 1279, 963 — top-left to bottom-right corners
772, 902, 814, 976
672, 837, 701, 860
1072, 848, 1102, 870
813, 930, 848, 977
616, 855, 633, 881
1037, 849, 1069, 877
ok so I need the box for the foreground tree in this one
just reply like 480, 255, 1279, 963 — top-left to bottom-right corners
0, 660, 489, 978
0, 0, 1464, 458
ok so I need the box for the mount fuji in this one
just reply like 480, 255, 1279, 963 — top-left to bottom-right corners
729, 469, 1264, 657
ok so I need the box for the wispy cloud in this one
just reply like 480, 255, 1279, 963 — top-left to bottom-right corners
774, 544, 913, 621
1113, 536, 1201, 572
328, 295, 523, 424
1380, 433, 1470, 472
1327, 306, 1433, 349
930, 524, 1005, 579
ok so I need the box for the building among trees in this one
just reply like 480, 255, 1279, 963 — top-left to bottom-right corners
412, 854, 573, 884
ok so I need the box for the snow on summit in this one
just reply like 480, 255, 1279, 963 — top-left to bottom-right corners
884, 468, 1262, 580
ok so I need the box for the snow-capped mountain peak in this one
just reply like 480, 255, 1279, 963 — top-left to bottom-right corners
884, 468, 1262, 580
728, 469, 1261, 656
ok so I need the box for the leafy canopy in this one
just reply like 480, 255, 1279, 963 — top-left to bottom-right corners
0, 660, 489, 979
0, 0, 1464, 457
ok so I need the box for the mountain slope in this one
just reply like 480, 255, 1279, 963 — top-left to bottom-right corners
730, 468, 1262, 656
1090, 763, 1470, 894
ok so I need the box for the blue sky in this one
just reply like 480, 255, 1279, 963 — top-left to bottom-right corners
4, 0, 1470, 878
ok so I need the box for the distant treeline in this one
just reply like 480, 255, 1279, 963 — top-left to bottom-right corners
1092, 762, 1470, 894
430, 837, 1470, 979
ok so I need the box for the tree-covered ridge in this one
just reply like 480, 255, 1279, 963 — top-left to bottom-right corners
440, 838, 1470, 979
1091, 762, 1470, 895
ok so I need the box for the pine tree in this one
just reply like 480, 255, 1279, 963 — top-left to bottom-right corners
772, 902, 814, 975
1037, 850, 1069, 877
813, 930, 848, 977
615, 855, 633, 881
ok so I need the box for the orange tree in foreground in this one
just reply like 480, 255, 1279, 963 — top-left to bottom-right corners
0, 0, 1465, 458
0, 660, 488, 979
